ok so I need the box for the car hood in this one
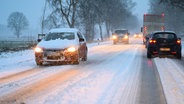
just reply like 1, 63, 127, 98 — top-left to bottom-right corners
37, 39, 78, 50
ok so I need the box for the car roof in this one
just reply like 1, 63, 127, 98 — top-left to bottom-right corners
114, 29, 128, 31
152, 31, 176, 34
49, 28, 79, 33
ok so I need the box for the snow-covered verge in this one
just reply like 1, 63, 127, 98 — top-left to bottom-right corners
0, 49, 36, 78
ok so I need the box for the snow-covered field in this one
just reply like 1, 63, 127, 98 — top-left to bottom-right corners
0, 38, 184, 104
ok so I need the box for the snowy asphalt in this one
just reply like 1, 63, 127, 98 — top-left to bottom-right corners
0, 37, 183, 104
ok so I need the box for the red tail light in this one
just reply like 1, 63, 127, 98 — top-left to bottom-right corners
176, 39, 181, 44
149, 39, 157, 44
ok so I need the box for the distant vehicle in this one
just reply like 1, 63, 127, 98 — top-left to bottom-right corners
142, 13, 165, 45
34, 28, 88, 65
112, 29, 129, 44
147, 31, 182, 59
133, 33, 142, 38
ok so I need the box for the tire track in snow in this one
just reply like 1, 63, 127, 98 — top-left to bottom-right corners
95, 44, 141, 104
40, 44, 132, 104
0, 43, 130, 104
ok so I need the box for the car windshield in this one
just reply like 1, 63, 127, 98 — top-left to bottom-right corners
115, 30, 128, 35
153, 33, 176, 39
44, 32, 75, 41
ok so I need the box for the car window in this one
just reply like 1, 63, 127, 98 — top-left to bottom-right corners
115, 30, 128, 35
153, 33, 175, 39
44, 32, 75, 41
77, 32, 84, 39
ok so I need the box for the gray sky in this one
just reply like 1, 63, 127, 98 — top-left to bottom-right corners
132, 0, 149, 20
0, 0, 149, 29
0, 0, 45, 29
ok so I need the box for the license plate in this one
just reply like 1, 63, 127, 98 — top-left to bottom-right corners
160, 48, 170, 51
47, 52, 60, 56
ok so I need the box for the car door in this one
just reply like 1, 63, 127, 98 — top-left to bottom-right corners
77, 32, 87, 58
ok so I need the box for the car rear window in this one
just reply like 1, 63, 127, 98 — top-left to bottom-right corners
153, 33, 176, 39
45, 32, 75, 41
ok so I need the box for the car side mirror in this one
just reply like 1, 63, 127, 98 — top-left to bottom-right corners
146, 36, 149, 40
37, 39, 42, 42
79, 38, 84, 42
38, 34, 45, 42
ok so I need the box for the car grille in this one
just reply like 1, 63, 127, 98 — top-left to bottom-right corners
44, 50, 64, 60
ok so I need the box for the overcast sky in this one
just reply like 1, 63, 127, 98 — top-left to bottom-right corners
0, 0, 149, 29
0, 0, 45, 29
132, 0, 149, 19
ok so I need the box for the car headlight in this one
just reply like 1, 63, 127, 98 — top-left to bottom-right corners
67, 47, 76, 52
124, 35, 128, 39
34, 47, 43, 53
112, 35, 117, 39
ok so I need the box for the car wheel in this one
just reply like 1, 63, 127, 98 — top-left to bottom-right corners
113, 41, 117, 44
73, 60, 79, 64
82, 54, 87, 61
147, 51, 152, 58
36, 60, 43, 65
73, 53, 80, 64
176, 52, 181, 59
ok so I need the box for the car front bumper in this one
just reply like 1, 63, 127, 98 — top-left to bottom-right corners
35, 50, 78, 62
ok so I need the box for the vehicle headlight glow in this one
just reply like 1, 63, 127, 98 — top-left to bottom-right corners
124, 35, 128, 39
34, 47, 43, 53
138, 34, 142, 37
112, 35, 117, 39
67, 47, 76, 52
134, 34, 137, 37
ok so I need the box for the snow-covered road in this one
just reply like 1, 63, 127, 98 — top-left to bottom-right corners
0, 37, 184, 104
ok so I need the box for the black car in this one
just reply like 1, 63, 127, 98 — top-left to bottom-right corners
147, 31, 182, 59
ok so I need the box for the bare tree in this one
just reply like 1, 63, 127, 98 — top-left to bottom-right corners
7, 12, 29, 38
160, 0, 184, 10
44, 12, 62, 30
150, 0, 184, 34
79, 0, 137, 40
41, 1, 47, 34
45, 0, 138, 41
47, 0, 79, 28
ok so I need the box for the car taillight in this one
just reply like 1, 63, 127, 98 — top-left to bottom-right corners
149, 39, 156, 44
176, 39, 181, 44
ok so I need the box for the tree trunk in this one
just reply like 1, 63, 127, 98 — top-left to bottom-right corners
99, 23, 103, 41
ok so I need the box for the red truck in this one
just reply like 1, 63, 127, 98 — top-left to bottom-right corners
142, 13, 165, 45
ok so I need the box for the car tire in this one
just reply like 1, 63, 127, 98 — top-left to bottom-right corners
73, 53, 80, 64
73, 60, 79, 64
82, 54, 87, 61
113, 41, 117, 44
147, 51, 152, 58
36, 60, 43, 66
176, 52, 181, 59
